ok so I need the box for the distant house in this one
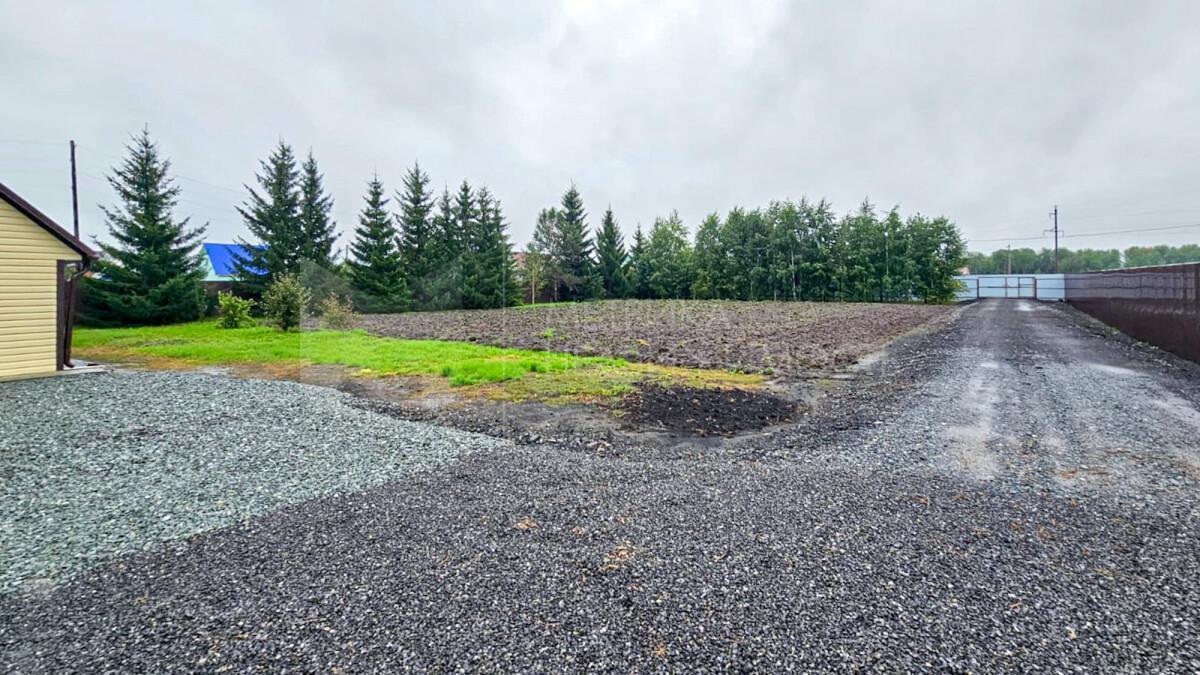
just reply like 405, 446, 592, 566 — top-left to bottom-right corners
0, 180, 98, 380
200, 242, 262, 291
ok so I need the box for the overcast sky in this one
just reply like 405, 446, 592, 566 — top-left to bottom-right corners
2, 1, 1199, 255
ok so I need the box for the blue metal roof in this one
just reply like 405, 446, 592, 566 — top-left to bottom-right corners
202, 242, 263, 281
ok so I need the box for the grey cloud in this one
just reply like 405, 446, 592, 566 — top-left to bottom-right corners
1, 0, 1198, 254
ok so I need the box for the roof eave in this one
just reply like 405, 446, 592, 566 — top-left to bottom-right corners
0, 179, 99, 259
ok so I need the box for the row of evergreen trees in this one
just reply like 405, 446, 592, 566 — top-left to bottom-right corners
522, 191, 967, 304
82, 130, 519, 324
81, 128, 969, 326
235, 141, 518, 313
966, 244, 1200, 274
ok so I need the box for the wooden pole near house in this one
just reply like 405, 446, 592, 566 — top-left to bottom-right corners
69, 140, 80, 238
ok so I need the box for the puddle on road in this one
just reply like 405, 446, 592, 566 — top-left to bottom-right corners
1149, 391, 1200, 431
1086, 363, 1141, 377
1015, 301, 1042, 313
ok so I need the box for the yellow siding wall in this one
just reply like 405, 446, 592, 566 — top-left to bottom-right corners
0, 199, 78, 379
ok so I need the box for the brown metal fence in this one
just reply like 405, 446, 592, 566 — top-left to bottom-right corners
1064, 263, 1200, 363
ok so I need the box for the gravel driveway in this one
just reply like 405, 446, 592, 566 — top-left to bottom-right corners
0, 372, 506, 595
3, 300, 1199, 672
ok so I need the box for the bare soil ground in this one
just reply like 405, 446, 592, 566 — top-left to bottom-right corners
616, 383, 800, 436
353, 299, 948, 377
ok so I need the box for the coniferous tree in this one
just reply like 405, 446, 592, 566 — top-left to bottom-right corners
396, 161, 436, 307
550, 184, 599, 300
233, 141, 303, 296
424, 187, 462, 310
628, 223, 652, 299
595, 207, 630, 298
462, 187, 519, 309
82, 127, 207, 325
298, 151, 336, 266
348, 176, 409, 312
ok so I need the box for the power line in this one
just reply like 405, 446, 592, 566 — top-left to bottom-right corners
0, 139, 63, 146
1063, 222, 1200, 239
965, 232, 1048, 243
968, 221, 1200, 248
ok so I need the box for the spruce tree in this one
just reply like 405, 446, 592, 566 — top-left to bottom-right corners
298, 151, 336, 266
396, 161, 435, 307
233, 140, 303, 296
81, 127, 207, 326
595, 206, 630, 298
423, 186, 464, 310
348, 176, 409, 312
628, 224, 652, 299
462, 187, 519, 309
551, 184, 599, 300
488, 197, 520, 308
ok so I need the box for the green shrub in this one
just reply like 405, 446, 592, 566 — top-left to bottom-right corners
319, 292, 356, 330
216, 291, 255, 329
262, 274, 311, 332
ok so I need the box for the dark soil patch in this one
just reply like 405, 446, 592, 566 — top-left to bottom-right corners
617, 383, 800, 436
350, 299, 948, 379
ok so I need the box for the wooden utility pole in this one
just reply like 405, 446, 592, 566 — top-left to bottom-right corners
69, 140, 80, 238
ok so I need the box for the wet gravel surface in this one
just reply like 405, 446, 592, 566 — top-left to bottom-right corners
0, 372, 506, 595
4, 301, 1200, 672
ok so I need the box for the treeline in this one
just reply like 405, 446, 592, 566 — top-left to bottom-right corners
966, 244, 1200, 275
521, 192, 967, 304
84, 129, 519, 325
81, 128, 968, 327
233, 141, 517, 312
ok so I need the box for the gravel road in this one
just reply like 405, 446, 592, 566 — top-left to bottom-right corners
3, 300, 1199, 672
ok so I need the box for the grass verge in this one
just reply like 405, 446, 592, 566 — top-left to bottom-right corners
74, 321, 763, 402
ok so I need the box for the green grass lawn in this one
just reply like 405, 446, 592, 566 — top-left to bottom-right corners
74, 320, 620, 386
74, 320, 765, 402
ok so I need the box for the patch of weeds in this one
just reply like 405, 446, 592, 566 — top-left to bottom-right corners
469, 361, 764, 405
471, 362, 642, 404
540, 327, 557, 340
